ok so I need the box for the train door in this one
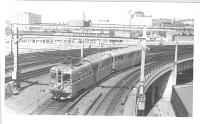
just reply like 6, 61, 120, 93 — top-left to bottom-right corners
92, 63, 99, 84
57, 69, 62, 84
112, 56, 116, 72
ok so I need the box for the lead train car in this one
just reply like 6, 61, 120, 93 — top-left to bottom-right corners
49, 47, 141, 99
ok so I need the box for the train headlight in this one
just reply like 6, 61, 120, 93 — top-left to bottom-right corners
60, 85, 64, 90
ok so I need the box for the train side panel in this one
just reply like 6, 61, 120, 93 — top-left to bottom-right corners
96, 64, 113, 82
70, 65, 94, 98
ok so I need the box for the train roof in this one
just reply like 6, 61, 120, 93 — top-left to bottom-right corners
110, 47, 141, 56
51, 60, 91, 73
50, 47, 141, 73
82, 51, 112, 63
51, 51, 112, 73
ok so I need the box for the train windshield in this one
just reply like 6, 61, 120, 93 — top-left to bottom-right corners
63, 74, 71, 84
50, 71, 57, 81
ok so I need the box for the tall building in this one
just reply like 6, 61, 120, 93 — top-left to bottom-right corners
11, 12, 41, 24
128, 11, 152, 26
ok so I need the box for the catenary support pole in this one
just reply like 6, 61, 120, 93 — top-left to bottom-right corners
81, 37, 84, 58
12, 24, 20, 94
140, 26, 147, 93
173, 37, 178, 85
137, 26, 147, 116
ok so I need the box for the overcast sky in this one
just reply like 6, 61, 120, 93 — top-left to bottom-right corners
4, 1, 197, 24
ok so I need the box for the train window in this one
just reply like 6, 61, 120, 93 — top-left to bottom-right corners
120, 55, 123, 60
131, 53, 134, 57
111, 58, 113, 64
83, 69, 87, 77
80, 70, 84, 78
128, 54, 131, 58
72, 77, 76, 83
115, 57, 118, 62
89, 68, 92, 74
50, 72, 56, 80
102, 62, 105, 68
58, 70, 61, 76
104, 60, 107, 67
77, 71, 81, 81
86, 68, 89, 76
58, 76, 61, 83
57, 70, 62, 83
63, 74, 70, 83
107, 59, 109, 65
106, 60, 108, 65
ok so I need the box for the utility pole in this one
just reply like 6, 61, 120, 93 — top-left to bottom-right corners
140, 26, 147, 84
137, 26, 147, 116
81, 12, 86, 58
12, 24, 21, 95
173, 31, 178, 85
10, 24, 13, 55
81, 28, 85, 58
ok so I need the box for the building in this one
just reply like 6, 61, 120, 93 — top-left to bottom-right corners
11, 12, 41, 24
128, 11, 152, 26
152, 18, 173, 26
176, 19, 194, 26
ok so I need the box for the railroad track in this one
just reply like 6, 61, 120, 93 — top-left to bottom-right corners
104, 61, 173, 116
5, 56, 66, 72
85, 53, 192, 116
88, 60, 165, 116
65, 59, 167, 115
28, 52, 191, 115
31, 98, 70, 115
32, 85, 93, 115
5, 65, 55, 83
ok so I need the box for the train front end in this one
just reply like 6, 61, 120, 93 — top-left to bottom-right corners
49, 65, 73, 99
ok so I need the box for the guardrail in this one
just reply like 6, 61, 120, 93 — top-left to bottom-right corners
144, 54, 193, 89
133, 54, 193, 116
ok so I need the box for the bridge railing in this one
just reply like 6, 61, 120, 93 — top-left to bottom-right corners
144, 54, 193, 90
134, 54, 193, 115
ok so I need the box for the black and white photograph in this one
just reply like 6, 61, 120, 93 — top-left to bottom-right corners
1, 0, 199, 122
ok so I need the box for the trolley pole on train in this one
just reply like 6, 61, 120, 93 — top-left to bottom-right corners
12, 24, 21, 95
137, 26, 147, 116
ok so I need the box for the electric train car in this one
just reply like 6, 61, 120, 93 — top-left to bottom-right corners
83, 52, 113, 82
49, 47, 142, 99
49, 51, 112, 99
111, 47, 141, 72
49, 60, 93, 99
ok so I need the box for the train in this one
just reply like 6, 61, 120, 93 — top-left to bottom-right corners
49, 47, 142, 99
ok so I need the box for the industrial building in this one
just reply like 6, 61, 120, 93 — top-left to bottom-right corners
11, 12, 42, 24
